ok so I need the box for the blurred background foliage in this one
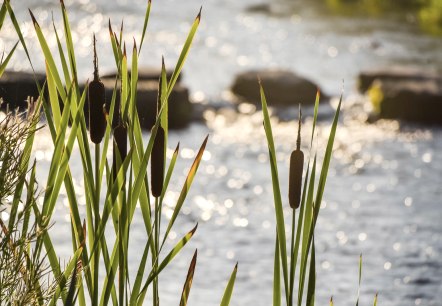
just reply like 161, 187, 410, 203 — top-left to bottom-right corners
317, 0, 442, 35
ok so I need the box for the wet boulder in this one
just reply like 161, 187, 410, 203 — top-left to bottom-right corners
231, 69, 321, 106
358, 66, 440, 93
368, 78, 442, 124
101, 66, 180, 83
101, 79, 191, 129
0, 71, 46, 110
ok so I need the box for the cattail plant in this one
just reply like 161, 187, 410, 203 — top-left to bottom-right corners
151, 76, 165, 198
88, 34, 106, 144
288, 105, 304, 209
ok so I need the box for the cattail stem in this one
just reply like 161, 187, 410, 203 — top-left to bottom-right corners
93, 34, 99, 82
93, 142, 100, 306
288, 210, 296, 306
297, 105, 302, 151
153, 196, 160, 306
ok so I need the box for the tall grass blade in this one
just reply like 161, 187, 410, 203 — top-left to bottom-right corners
162, 136, 208, 245
260, 82, 289, 304
138, 0, 151, 53
51, 14, 72, 91
220, 263, 238, 306
138, 224, 198, 303
130, 240, 152, 305
48, 247, 83, 306
0, 2, 6, 29
179, 250, 198, 306
273, 235, 281, 306
60, 0, 77, 81
373, 293, 378, 306
310, 91, 320, 147
298, 156, 316, 306
29, 9, 66, 100
313, 94, 342, 223
46, 61, 62, 130
161, 142, 179, 200
356, 254, 362, 306
65, 259, 79, 306
167, 8, 201, 97
306, 240, 316, 306
6, 1, 37, 73
0, 41, 18, 78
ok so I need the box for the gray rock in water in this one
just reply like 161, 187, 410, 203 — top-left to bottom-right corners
101, 67, 180, 83
358, 66, 440, 93
101, 79, 191, 130
369, 78, 442, 124
0, 71, 46, 109
231, 69, 322, 106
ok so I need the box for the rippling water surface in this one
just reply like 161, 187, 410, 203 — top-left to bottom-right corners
2, 0, 442, 305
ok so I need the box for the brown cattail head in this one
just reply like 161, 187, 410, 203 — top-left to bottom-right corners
288, 105, 304, 209
112, 119, 127, 181
151, 125, 165, 197
88, 34, 106, 144
151, 77, 165, 198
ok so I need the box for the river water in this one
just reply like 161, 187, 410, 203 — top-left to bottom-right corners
2, 0, 442, 305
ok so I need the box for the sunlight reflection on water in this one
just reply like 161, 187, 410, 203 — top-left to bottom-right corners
27, 98, 442, 305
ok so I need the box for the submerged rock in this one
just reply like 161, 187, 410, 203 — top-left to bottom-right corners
0, 71, 46, 109
358, 66, 440, 93
101, 66, 179, 83
231, 69, 322, 106
0, 70, 192, 129
368, 78, 442, 124
101, 79, 191, 130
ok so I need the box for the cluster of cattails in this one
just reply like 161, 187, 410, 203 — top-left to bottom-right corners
88, 34, 107, 144
288, 105, 304, 209
87, 34, 127, 180
150, 74, 165, 198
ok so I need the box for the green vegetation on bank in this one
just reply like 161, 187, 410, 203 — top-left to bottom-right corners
323, 0, 442, 35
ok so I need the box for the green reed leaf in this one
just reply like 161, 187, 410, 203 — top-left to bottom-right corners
167, 8, 201, 97
356, 254, 362, 306
179, 249, 198, 306
0, 2, 6, 29
162, 135, 208, 246
161, 142, 179, 200
273, 234, 281, 306
314, 93, 342, 223
60, 0, 77, 82
29, 9, 66, 101
138, 224, 198, 304
260, 82, 289, 304
48, 247, 83, 306
0, 41, 17, 78
306, 239, 316, 306
130, 238, 152, 305
220, 262, 238, 306
373, 293, 378, 306
138, 0, 151, 53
